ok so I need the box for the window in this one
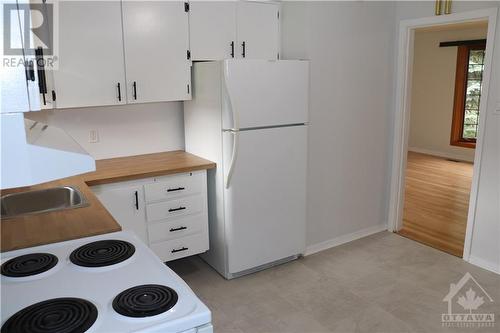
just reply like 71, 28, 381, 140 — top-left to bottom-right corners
450, 44, 486, 148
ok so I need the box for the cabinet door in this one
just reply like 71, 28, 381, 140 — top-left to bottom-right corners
93, 184, 149, 245
26, 0, 55, 110
0, 0, 30, 113
189, 1, 236, 60
1, 0, 48, 112
53, 1, 126, 108
236, 1, 280, 60
122, 1, 191, 103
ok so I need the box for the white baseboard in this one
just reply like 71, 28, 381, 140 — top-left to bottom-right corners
305, 224, 388, 256
408, 147, 474, 163
467, 255, 500, 275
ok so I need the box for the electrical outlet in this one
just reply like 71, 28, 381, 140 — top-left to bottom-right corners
89, 129, 99, 143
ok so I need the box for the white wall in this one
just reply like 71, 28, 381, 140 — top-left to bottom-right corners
394, 1, 500, 273
26, 102, 185, 160
282, 1, 396, 250
283, 1, 499, 274
409, 25, 487, 162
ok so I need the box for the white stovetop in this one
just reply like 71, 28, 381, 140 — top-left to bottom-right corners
0, 231, 211, 333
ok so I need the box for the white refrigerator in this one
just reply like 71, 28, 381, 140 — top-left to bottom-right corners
184, 60, 308, 279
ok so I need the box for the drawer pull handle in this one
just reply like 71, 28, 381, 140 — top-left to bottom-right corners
170, 226, 187, 232
168, 206, 186, 213
117, 82, 121, 101
133, 81, 137, 100
171, 247, 188, 253
134, 191, 139, 210
167, 187, 185, 192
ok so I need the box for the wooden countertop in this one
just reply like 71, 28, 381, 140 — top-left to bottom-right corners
1, 151, 215, 252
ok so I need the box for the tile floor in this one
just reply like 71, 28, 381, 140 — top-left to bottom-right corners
168, 232, 500, 333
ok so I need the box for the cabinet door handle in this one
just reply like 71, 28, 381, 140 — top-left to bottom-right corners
171, 247, 188, 253
134, 191, 139, 210
117, 82, 121, 101
132, 81, 137, 100
230, 41, 235, 58
169, 226, 187, 232
167, 187, 185, 192
241, 41, 246, 58
35, 47, 48, 105
168, 206, 186, 213
25, 60, 35, 81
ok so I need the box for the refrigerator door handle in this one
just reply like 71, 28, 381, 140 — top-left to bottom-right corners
223, 63, 240, 131
225, 130, 239, 189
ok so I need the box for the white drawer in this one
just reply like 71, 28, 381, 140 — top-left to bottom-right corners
150, 233, 209, 262
146, 195, 203, 222
144, 172, 203, 203
148, 214, 206, 243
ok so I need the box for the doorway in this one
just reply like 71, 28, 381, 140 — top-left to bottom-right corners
398, 22, 487, 257
388, 9, 497, 261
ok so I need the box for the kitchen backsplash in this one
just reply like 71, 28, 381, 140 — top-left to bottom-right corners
25, 102, 185, 160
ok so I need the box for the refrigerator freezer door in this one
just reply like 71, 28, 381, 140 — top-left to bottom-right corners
223, 60, 309, 130
223, 125, 307, 274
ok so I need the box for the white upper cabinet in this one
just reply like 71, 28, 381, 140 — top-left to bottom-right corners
53, 1, 126, 109
189, 1, 280, 61
27, 0, 55, 110
3, 1, 280, 112
122, 1, 191, 103
1, 0, 30, 113
189, 1, 237, 60
1, 0, 47, 113
236, 1, 280, 60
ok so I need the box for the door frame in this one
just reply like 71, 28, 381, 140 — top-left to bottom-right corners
387, 8, 498, 261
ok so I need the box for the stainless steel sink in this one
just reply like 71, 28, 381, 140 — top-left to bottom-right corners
1, 186, 89, 219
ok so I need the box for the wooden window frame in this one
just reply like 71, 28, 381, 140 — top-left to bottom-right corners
450, 44, 485, 149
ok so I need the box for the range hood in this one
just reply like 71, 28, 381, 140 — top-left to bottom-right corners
1, 113, 96, 189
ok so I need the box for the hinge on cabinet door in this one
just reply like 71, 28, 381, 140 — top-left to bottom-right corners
184, 2, 189, 12
187, 50, 191, 60
187, 84, 190, 94
51, 90, 56, 101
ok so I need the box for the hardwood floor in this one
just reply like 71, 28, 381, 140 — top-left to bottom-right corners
398, 151, 473, 257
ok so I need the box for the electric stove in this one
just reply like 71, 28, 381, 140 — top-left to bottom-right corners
0, 231, 212, 333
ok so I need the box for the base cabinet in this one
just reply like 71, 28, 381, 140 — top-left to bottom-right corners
92, 183, 148, 244
92, 171, 209, 262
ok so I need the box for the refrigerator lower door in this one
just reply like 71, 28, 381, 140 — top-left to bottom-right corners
223, 125, 307, 274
